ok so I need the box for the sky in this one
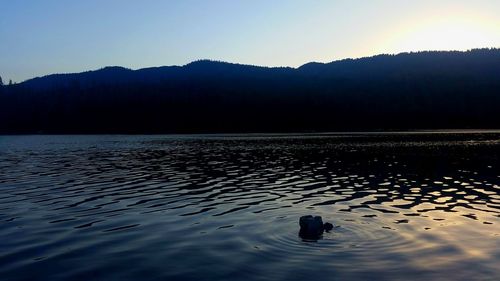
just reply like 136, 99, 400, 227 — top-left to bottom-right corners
1, 0, 499, 82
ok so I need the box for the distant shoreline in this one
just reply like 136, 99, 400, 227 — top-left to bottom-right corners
2, 129, 500, 137
2, 50, 499, 134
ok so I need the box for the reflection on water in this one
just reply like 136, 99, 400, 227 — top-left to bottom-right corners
0, 133, 499, 281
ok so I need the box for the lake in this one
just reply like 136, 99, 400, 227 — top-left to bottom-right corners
0, 132, 499, 281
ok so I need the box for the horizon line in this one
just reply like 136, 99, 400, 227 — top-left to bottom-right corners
8, 47, 500, 83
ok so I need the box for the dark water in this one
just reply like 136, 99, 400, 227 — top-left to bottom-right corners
0, 133, 499, 281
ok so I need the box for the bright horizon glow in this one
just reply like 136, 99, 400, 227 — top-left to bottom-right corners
1, 0, 499, 82
375, 12, 500, 54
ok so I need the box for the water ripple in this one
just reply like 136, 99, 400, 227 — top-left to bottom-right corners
0, 133, 499, 281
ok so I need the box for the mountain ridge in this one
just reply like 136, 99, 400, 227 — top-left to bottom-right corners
18, 48, 499, 86
1, 48, 499, 133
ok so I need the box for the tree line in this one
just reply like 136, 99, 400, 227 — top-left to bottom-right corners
0, 49, 499, 133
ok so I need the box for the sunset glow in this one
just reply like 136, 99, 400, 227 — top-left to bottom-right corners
1, 0, 499, 82
375, 11, 500, 54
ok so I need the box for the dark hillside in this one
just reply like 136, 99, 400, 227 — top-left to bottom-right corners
1, 49, 499, 133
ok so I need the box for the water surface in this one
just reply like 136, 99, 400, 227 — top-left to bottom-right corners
0, 133, 499, 280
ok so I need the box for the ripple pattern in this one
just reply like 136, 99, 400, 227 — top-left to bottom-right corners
0, 133, 499, 281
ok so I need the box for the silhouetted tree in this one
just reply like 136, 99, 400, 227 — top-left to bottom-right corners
0, 76, 3, 86
8, 79, 12, 86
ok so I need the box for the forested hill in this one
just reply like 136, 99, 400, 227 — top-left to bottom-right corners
1, 49, 499, 133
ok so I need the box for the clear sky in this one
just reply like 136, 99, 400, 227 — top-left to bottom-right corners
1, 0, 499, 82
